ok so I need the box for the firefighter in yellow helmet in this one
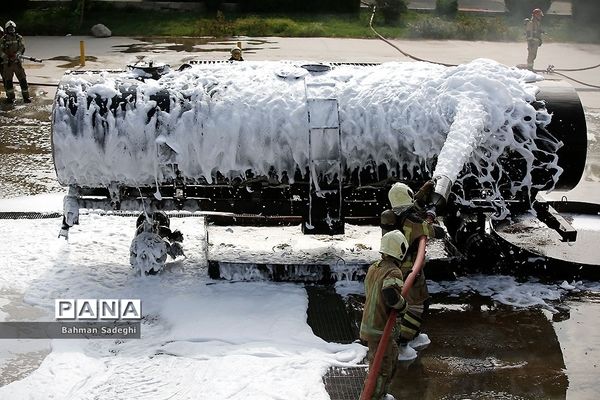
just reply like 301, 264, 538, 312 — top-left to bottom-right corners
525, 8, 544, 70
229, 46, 244, 61
360, 230, 410, 400
1, 20, 30, 103
380, 181, 446, 362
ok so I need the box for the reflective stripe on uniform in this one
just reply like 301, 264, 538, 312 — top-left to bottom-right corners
382, 277, 403, 290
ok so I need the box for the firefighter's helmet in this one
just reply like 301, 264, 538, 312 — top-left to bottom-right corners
532, 8, 544, 17
5, 21, 16, 33
388, 182, 415, 208
380, 230, 409, 261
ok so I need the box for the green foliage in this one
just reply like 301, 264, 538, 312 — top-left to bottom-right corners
375, 0, 408, 25
455, 16, 513, 40
408, 15, 515, 41
10, 6, 76, 35
195, 14, 328, 37
233, 17, 292, 36
5, 3, 598, 44
505, 0, 552, 17
436, 0, 458, 17
197, 11, 232, 37
407, 17, 456, 39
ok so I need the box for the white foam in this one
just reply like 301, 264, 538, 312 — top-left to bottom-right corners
428, 275, 600, 312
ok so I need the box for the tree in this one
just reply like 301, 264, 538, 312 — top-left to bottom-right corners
376, 0, 408, 25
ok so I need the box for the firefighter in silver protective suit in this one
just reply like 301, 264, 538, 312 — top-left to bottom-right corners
1, 20, 30, 103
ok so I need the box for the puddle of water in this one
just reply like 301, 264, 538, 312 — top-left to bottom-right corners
0, 97, 63, 198
48, 55, 98, 69
389, 299, 569, 399
112, 37, 276, 54
553, 300, 600, 400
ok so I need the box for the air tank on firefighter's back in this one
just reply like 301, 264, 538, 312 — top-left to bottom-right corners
51, 60, 587, 233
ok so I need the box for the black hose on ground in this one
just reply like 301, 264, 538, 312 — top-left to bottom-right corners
367, 5, 457, 67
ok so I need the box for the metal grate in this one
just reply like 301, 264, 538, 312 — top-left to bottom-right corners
306, 285, 367, 399
0, 212, 62, 220
323, 366, 367, 400
305, 285, 356, 344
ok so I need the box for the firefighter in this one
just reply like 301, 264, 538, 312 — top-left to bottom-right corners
360, 230, 410, 400
1, 20, 30, 103
381, 181, 446, 361
229, 46, 244, 61
525, 8, 544, 70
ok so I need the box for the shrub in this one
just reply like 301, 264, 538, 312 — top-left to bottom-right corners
234, 17, 299, 36
407, 17, 457, 39
505, 0, 552, 17
375, 0, 408, 25
196, 11, 233, 37
455, 16, 509, 40
436, 0, 458, 17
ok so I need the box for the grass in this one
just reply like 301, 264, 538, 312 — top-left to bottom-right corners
2, 5, 598, 43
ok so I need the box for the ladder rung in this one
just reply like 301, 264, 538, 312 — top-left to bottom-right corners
309, 126, 339, 130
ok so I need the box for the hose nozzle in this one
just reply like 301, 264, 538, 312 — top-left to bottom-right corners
429, 175, 453, 216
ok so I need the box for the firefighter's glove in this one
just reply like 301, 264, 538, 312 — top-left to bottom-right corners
382, 285, 408, 314
415, 180, 434, 203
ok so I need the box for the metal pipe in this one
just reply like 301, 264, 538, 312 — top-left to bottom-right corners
433, 174, 453, 201
80, 41, 85, 67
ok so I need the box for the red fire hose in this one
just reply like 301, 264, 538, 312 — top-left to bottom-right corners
360, 235, 428, 400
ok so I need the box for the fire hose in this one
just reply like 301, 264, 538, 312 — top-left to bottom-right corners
366, 3, 600, 89
360, 235, 428, 400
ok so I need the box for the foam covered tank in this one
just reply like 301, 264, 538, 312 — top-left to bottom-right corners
51, 59, 587, 231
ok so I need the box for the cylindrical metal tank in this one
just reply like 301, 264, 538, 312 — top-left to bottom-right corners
51, 60, 587, 220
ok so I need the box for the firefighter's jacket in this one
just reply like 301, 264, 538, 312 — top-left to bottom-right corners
1, 33, 25, 63
526, 18, 543, 43
360, 257, 407, 341
381, 207, 445, 272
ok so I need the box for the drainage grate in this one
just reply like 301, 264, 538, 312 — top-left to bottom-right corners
305, 285, 356, 344
306, 285, 367, 399
0, 212, 62, 220
323, 366, 367, 400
